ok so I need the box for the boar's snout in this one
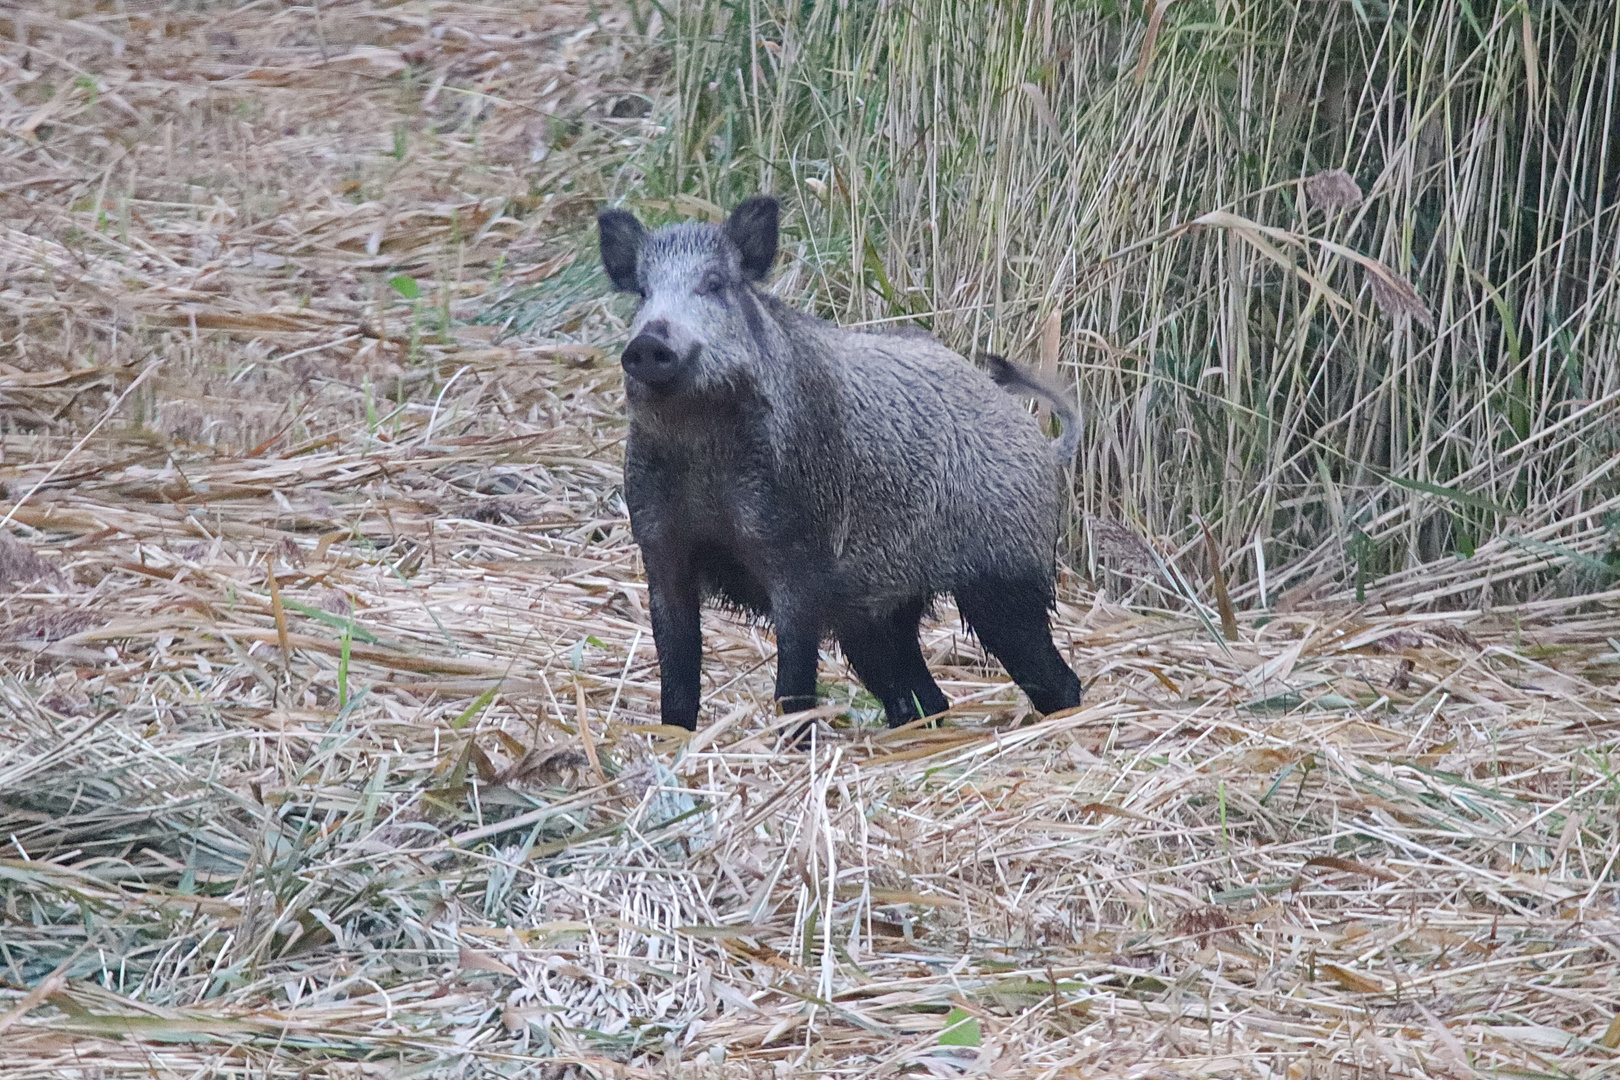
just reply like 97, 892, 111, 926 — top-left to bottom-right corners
621, 321, 691, 389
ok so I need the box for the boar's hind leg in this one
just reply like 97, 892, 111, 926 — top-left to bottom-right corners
837, 599, 949, 726
956, 579, 1082, 715
646, 551, 702, 730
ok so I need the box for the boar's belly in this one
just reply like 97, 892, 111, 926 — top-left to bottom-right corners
692, 542, 772, 616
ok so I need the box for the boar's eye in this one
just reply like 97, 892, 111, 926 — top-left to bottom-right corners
695, 269, 726, 296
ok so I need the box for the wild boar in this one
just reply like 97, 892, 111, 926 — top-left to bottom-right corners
597, 195, 1082, 729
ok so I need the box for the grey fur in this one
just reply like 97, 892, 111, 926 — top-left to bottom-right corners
598, 196, 1083, 729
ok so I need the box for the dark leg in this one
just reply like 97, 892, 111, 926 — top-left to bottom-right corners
837, 600, 949, 726
955, 578, 1082, 715
836, 617, 903, 719
771, 599, 822, 715
888, 601, 950, 721
645, 547, 702, 730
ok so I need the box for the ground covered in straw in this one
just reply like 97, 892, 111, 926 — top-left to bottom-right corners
2, 3, 1619, 1078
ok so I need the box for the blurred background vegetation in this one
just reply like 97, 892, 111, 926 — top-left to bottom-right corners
621, 0, 1620, 612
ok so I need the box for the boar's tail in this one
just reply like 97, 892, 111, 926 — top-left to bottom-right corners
982, 353, 1081, 463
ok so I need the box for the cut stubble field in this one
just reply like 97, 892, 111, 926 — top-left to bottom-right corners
0, 3, 1618, 1078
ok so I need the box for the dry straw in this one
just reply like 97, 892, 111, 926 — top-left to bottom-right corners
0, 3, 1617, 1079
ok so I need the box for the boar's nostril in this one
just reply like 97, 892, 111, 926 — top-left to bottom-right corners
621, 334, 685, 388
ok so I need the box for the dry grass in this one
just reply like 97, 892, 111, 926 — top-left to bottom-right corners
675, 0, 1620, 611
1, 3, 1619, 1079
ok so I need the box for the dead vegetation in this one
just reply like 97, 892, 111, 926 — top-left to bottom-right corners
0, 3, 1618, 1079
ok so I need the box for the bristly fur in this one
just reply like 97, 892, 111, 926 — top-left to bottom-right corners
597, 196, 1083, 730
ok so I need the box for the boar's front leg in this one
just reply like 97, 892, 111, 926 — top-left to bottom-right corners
644, 544, 703, 730
837, 600, 949, 726
770, 594, 822, 716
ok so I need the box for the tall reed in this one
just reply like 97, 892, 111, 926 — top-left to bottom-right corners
655, 0, 1620, 610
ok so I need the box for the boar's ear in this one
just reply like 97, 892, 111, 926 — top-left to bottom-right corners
597, 209, 645, 292
725, 195, 779, 281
